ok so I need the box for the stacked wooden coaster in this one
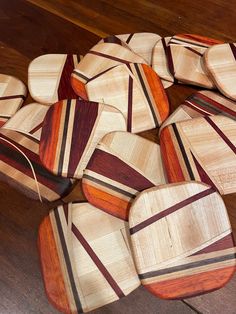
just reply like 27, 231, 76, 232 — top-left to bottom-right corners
0, 32, 236, 313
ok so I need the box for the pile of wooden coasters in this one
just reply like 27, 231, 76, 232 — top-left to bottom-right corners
0, 32, 236, 313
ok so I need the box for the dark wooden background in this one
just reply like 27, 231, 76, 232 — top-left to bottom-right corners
0, 1, 235, 313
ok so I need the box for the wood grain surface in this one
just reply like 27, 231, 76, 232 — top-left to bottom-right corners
82, 131, 166, 220
1, 1, 236, 313
129, 182, 236, 299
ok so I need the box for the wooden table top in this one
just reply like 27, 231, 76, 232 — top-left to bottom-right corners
1, 1, 236, 313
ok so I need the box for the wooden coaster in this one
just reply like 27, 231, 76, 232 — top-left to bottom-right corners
166, 34, 222, 88
28, 54, 80, 104
38, 202, 140, 313
204, 43, 236, 101
82, 131, 166, 220
100, 32, 161, 64
129, 182, 236, 299
85, 63, 169, 133
152, 37, 174, 84
3, 103, 49, 140
0, 74, 27, 126
39, 99, 126, 179
71, 43, 146, 99
160, 90, 236, 132
160, 115, 236, 195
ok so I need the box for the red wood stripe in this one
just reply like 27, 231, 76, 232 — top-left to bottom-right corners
67, 100, 99, 176
192, 233, 235, 256
191, 152, 219, 193
71, 223, 125, 298
204, 116, 236, 154
0, 94, 26, 101
130, 187, 215, 234
86, 148, 155, 191
58, 54, 78, 100
29, 122, 43, 134
127, 75, 133, 132
229, 43, 236, 60
88, 50, 130, 64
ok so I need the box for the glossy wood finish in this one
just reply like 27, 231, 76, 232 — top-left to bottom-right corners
1, 1, 236, 313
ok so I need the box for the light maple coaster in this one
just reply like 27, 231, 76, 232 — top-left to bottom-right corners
82, 131, 166, 220
160, 115, 236, 195
99, 32, 161, 64
71, 43, 146, 99
160, 90, 236, 132
0, 105, 73, 202
86, 63, 169, 133
129, 182, 236, 299
0, 74, 27, 126
28, 54, 80, 105
204, 43, 236, 101
38, 202, 140, 313
39, 99, 126, 179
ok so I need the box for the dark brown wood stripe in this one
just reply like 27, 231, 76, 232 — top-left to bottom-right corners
68, 100, 98, 176
191, 152, 219, 193
164, 42, 178, 84
185, 47, 203, 56
87, 65, 116, 83
86, 148, 155, 191
133, 63, 159, 127
72, 223, 125, 298
172, 123, 195, 180
58, 54, 78, 100
72, 70, 90, 82
29, 122, 43, 134
127, 75, 133, 132
204, 116, 236, 154
192, 233, 235, 256
169, 37, 209, 48
0, 94, 26, 101
126, 33, 133, 44
229, 43, 236, 60
63, 204, 69, 224
139, 252, 236, 280
103, 35, 123, 45
83, 173, 135, 198
54, 208, 83, 313
130, 187, 215, 235
88, 50, 130, 64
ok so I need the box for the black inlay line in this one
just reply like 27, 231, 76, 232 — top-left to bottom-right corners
0, 94, 26, 101
0, 115, 9, 118
72, 70, 89, 82
83, 174, 135, 198
133, 63, 159, 127
54, 209, 83, 312
126, 33, 133, 44
169, 37, 209, 49
172, 124, 195, 180
58, 101, 71, 175
139, 252, 236, 280
229, 43, 236, 60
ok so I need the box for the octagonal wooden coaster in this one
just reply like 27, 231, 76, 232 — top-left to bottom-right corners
82, 131, 166, 221
160, 90, 236, 132
204, 43, 236, 101
86, 63, 169, 133
28, 54, 80, 104
38, 202, 140, 313
129, 182, 236, 299
71, 43, 146, 99
165, 34, 222, 88
3, 103, 49, 140
160, 115, 236, 195
39, 99, 126, 179
100, 32, 161, 64
0, 74, 27, 126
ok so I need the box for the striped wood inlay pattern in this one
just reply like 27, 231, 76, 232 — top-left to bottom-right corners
82, 131, 166, 220
129, 182, 236, 299
204, 43, 236, 101
160, 115, 236, 195
38, 202, 140, 313
0, 74, 27, 123
86, 63, 169, 133
28, 54, 79, 105
39, 99, 126, 179
160, 90, 236, 132
71, 42, 146, 98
